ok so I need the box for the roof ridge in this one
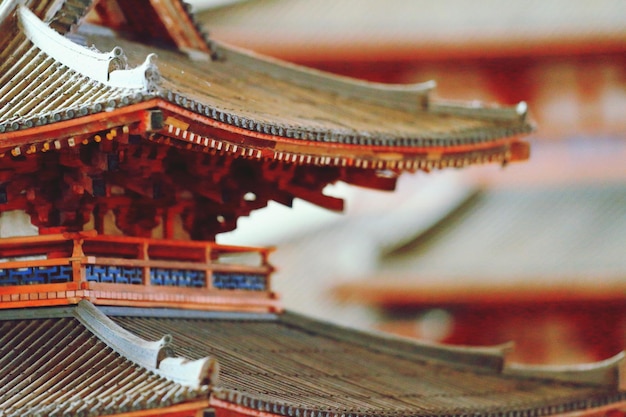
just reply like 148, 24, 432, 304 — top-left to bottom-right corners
216, 41, 435, 112
431, 99, 530, 123
74, 300, 219, 389
382, 189, 484, 258
280, 310, 509, 372
505, 352, 625, 389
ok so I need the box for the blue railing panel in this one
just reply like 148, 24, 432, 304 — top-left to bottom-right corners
150, 268, 205, 288
0, 265, 73, 286
0, 263, 265, 293
212, 273, 267, 291
86, 265, 143, 285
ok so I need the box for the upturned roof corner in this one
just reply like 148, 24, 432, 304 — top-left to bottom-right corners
75, 300, 218, 389
3, 2, 625, 417
18, 5, 160, 91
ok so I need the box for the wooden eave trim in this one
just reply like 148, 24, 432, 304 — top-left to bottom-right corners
91, 297, 282, 314
0, 99, 161, 147
210, 398, 278, 417
0, 98, 528, 164
156, 100, 529, 156
100, 399, 211, 417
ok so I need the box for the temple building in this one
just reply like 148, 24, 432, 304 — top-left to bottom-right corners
0, 1, 624, 417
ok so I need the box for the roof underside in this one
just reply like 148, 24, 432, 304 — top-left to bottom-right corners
0, 303, 624, 417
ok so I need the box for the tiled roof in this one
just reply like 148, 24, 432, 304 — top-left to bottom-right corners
0, 2, 531, 164
1, 303, 624, 417
90, 33, 531, 147
0, 302, 211, 417
0, 5, 157, 133
0, 2, 531, 236
109, 308, 626, 417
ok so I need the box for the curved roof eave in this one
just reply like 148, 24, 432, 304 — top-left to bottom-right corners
1, 3, 532, 172
75, 300, 219, 389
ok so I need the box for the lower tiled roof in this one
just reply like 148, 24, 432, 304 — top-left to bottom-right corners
109, 309, 626, 417
0, 311, 208, 417
0, 305, 624, 417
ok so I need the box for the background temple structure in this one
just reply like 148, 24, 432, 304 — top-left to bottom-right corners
198, 0, 626, 367
333, 181, 626, 364
0, 1, 624, 417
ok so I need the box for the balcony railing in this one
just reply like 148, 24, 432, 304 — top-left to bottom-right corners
0, 232, 278, 312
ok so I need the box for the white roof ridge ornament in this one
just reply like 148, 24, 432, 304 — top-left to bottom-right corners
17, 5, 159, 91
74, 300, 218, 389
109, 53, 161, 92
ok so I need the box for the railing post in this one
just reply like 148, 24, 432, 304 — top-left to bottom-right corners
261, 249, 273, 292
71, 238, 84, 284
139, 241, 151, 286
205, 244, 212, 290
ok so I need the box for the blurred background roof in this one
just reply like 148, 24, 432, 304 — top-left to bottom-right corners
194, 0, 626, 62
368, 181, 626, 287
